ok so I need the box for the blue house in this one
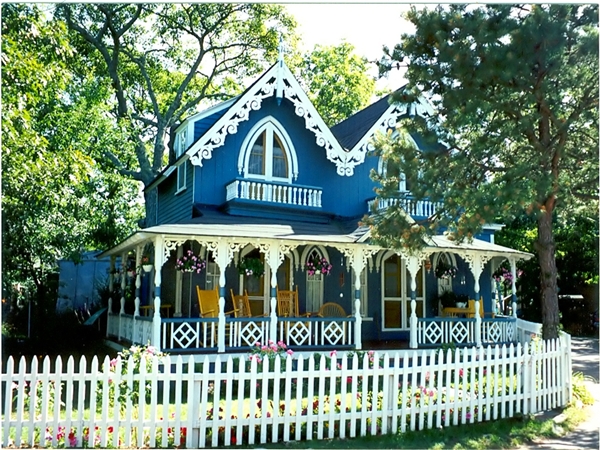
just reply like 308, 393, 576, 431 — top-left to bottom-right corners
101, 54, 531, 353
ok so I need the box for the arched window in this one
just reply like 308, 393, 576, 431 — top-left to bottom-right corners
302, 246, 329, 313
239, 117, 298, 182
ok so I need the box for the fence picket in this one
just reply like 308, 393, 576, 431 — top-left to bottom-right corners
223, 356, 235, 447
14, 357, 26, 447
294, 354, 305, 441
185, 355, 197, 449
272, 356, 283, 443
3, 357, 14, 447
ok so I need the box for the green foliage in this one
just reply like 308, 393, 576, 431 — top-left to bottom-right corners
99, 344, 166, 409
55, 4, 297, 194
1, 4, 142, 340
571, 372, 595, 406
371, 5, 599, 339
296, 42, 376, 126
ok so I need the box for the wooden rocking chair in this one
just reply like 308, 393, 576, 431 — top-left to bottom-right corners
317, 302, 347, 318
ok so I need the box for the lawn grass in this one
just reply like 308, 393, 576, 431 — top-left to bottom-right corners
233, 402, 590, 449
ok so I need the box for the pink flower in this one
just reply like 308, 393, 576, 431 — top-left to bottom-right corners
330, 350, 337, 358
286, 349, 293, 355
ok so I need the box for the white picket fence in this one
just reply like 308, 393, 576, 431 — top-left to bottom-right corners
2, 337, 571, 448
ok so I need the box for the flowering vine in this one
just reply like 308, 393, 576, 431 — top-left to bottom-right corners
175, 249, 206, 273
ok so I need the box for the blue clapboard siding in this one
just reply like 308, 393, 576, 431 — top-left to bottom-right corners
157, 161, 194, 224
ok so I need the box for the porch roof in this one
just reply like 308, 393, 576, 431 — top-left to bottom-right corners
99, 218, 532, 262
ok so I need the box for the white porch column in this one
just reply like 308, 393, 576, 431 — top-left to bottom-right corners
208, 240, 242, 352
510, 258, 518, 318
107, 256, 116, 338
134, 245, 142, 317
347, 247, 366, 351
405, 256, 420, 349
174, 246, 183, 317
119, 251, 127, 341
262, 243, 281, 344
465, 253, 489, 347
152, 238, 165, 350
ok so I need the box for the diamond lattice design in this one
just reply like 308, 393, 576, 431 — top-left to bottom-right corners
322, 322, 344, 345
506, 321, 516, 341
287, 322, 310, 346
486, 322, 502, 343
240, 322, 264, 347
424, 322, 442, 344
451, 322, 469, 343
173, 322, 198, 349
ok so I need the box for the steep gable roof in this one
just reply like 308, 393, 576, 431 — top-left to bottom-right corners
331, 90, 434, 158
184, 58, 360, 175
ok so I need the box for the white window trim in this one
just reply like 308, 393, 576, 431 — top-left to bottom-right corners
238, 116, 298, 182
175, 127, 189, 195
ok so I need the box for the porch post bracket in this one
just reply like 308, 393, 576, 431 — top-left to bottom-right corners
463, 252, 490, 347
163, 238, 186, 263
406, 255, 420, 349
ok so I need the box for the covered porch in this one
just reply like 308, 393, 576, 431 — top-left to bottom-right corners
100, 221, 531, 354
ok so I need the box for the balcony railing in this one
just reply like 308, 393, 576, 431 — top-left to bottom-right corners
368, 196, 438, 217
226, 179, 322, 208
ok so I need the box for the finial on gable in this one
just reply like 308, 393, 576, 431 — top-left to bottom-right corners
276, 33, 285, 105
278, 34, 285, 66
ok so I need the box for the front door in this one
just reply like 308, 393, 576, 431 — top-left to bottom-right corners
382, 253, 425, 330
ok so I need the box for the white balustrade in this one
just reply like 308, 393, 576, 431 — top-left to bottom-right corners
368, 197, 439, 216
226, 179, 322, 208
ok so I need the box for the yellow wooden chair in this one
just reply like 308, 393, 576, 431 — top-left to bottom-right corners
317, 302, 347, 318
276, 286, 309, 317
196, 286, 238, 318
466, 299, 488, 318
230, 289, 252, 318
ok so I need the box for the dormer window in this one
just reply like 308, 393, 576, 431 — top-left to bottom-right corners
239, 117, 298, 182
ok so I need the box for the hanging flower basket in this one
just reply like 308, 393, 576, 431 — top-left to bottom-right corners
140, 255, 153, 273
175, 250, 206, 273
435, 260, 457, 279
305, 256, 333, 276
238, 257, 264, 278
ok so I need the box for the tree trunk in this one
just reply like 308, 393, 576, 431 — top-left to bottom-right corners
536, 210, 560, 339
143, 188, 158, 228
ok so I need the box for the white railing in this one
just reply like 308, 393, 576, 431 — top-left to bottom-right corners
368, 197, 438, 217
2, 339, 571, 448
226, 179, 322, 208
107, 313, 152, 345
417, 317, 517, 347
110, 310, 359, 353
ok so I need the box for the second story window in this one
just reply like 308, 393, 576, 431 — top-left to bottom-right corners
240, 117, 297, 183
379, 158, 412, 192
175, 128, 188, 193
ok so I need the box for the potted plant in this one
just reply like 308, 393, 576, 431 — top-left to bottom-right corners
435, 259, 458, 279
175, 249, 206, 273
305, 256, 333, 276
238, 257, 264, 278
141, 255, 153, 273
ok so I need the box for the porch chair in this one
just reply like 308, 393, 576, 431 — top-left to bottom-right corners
276, 286, 309, 317
229, 289, 257, 318
466, 298, 493, 318
317, 302, 348, 318
196, 286, 238, 318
